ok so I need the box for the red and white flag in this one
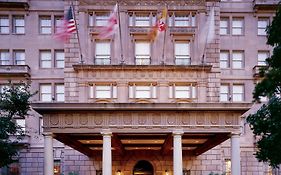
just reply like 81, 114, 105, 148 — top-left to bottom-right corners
98, 4, 118, 39
54, 6, 77, 43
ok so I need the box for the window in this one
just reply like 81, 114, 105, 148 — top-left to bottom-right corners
40, 84, 52, 102
129, 83, 157, 99
225, 159, 231, 175
168, 12, 196, 27
40, 16, 52, 34
13, 16, 24, 34
95, 13, 109, 26
55, 50, 64, 68
220, 17, 229, 35
0, 16, 9, 34
0, 50, 10, 65
95, 42, 111, 65
135, 42, 150, 65
55, 16, 63, 33
220, 85, 229, 102
232, 18, 244, 35
40, 50, 52, 68
232, 51, 244, 69
89, 84, 117, 99
258, 17, 269, 36
175, 14, 190, 27
55, 84, 64, 102
14, 50, 25, 65
54, 160, 61, 175
135, 14, 150, 26
233, 85, 244, 102
169, 84, 196, 99
257, 51, 269, 66
175, 42, 190, 65
16, 119, 26, 133
220, 50, 230, 68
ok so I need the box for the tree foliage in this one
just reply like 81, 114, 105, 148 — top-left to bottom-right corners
247, 2, 281, 168
0, 82, 35, 168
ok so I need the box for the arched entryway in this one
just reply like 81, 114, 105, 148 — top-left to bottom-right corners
133, 160, 154, 175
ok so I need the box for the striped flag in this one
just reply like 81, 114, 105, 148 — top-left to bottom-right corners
54, 6, 77, 43
148, 8, 167, 41
98, 4, 118, 39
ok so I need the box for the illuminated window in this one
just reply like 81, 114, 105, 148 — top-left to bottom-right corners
54, 160, 61, 175
225, 159, 231, 175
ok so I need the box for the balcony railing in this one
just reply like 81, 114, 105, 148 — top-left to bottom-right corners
254, 0, 279, 10
0, 65, 30, 77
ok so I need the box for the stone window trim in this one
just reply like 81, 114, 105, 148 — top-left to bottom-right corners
219, 83, 245, 102
168, 11, 196, 27
88, 82, 117, 99
39, 83, 65, 102
168, 82, 197, 99
220, 16, 244, 36
128, 82, 157, 99
39, 49, 65, 69
0, 14, 26, 35
38, 13, 64, 34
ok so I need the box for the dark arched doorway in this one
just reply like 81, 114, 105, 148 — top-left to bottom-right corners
133, 160, 154, 175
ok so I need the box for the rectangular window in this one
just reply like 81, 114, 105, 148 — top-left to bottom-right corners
220, 17, 229, 35
95, 13, 109, 26
55, 84, 64, 102
89, 84, 117, 99
55, 50, 64, 68
13, 16, 24, 34
54, 160, 61, 175
233, 85, 244, 102
169, 84, 197, 99
40, 16, 52, 34
220, 50, 230, 68
232, 18, 243, 35
258, 51, 269, 66
135, 42, 150, 65
16, 119, 26, 133
95, 42, 111, 65
174, 14, 190, 27
40, 50, 52, 68
14, 50, 25, 65
135, 14, 150, 26
258, 17, 269, 36
0, 50, 10, 65
0, 16, 9, 34
175, 42, 190, 65
55, 16, 63, 33
220, 85, 229, 102
129, 84, 157, 99
232, 51, 244, 69
40, 84, 52, 102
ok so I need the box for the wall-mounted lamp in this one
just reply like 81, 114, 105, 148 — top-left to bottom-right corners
165, 170, 169, 175
117, 170, 121, 175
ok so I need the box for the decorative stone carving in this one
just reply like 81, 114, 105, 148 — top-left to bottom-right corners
123, 113, 132, 125
152, 113, 161, 125
181, 113, 190, 125
109, 113, 117, 125
79, 115, 88, 125
65, 114, 73, 125
50, 116, 59, 126
94, 115, 103, 125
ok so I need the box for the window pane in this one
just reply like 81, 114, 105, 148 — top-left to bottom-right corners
95, 42, 111, 65
135, 15, 150, 26
40, 84, 52, 102
13, 16, 25, 34
232, 51, 244, 69
175, 42, 190, 65
220, 85, 229, 102
258, 51, 269, 66
220, 51, 229, 68
175, 86, 190, 98
96, 86, 111, 98
175, 15, 189, 26
232, 18, 243, 35
55, 51, 64, 68
233, 85, 244, 102
55, 85, 64, 102
40, 51, 52, 68
220, 18, 229, 35
55, 16, 63, 33
135, 42, 150, 65
40, 17, 51, 34
14, 50, 25, 65
0, 16, 9, 34
95, 14, 109, 26
135, 86, 150, 98
0, 51, 10, 65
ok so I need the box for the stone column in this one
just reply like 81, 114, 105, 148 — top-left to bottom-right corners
173, 130, 184, 175
231, 133, 241, 175
43, 132, 54, 175
101, 130, 112, 175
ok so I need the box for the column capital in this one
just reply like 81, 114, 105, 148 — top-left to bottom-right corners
101, 129, 112, 136
43, 132, 53, 137
172, 129, 184, 136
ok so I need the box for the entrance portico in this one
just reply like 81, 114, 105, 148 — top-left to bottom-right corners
34, 103, 250, 175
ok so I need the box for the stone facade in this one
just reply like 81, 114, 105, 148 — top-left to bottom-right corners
0, 0, 280, 175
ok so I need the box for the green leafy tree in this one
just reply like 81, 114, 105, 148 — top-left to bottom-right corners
0, 82, 35, 168
247, 2, 281, 168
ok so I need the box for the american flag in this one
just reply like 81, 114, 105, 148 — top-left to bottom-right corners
54, 6, 76, 43
98, 4, 118, 39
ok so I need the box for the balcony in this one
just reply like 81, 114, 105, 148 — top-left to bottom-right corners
0, 65, 30, 77
0, 0, 29, 9
253, 65, 267, 78
253, 0, 279, 10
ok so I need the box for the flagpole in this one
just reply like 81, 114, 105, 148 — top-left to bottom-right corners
71, 2, 84, 64
117, 2, 124, 64
161, 6, 168, 65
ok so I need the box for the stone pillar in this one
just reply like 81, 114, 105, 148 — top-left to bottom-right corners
231, 133, 241, 175
101, 130, 112, 175
173, 130, 184, 175
43, 132, 54, 175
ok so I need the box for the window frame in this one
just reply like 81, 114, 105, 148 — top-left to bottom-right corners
89, 83, 117, 99
0, 50, 10, 65
232, 50, 244, 69
39, 16, 52, 34
55, 50, 65, 68
220, 50, 230, 68
40, 50, 52, 68
174, 41, 191, 65
257, 50, 269, 66
232, 17, 244, 35
0, 16, 9, 34
94, 41, 111, 65
39, 84, 52, 102
220, 17, 229, 35
134, 41, 151, 65
12, 15, 25, 34
257, 17, 269, 36
129, 83, 157, 99
14, 50, 25, 65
